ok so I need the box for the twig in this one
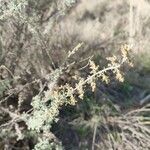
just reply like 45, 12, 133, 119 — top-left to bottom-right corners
140, 94, 150, 106
126, 108, 150, 116
92, 123, 97, 150
15, 123, 24, 140
0, 106, 19, 118
0, 79, 40, 104
0, 65, 14, 78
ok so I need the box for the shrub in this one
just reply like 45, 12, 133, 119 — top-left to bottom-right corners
0, 0, 149, 149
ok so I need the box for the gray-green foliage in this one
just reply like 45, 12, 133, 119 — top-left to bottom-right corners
26, 94, 59, 132
27, 96, 49, 131
0, 79, 11, 97
34, 138, 63, 150
25, 89, 61, 148
65, 0, 76, 6
0, 0, 27, 20
26, 69, 62, 132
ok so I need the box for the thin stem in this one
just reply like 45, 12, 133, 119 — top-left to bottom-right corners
92, 123, 97, 150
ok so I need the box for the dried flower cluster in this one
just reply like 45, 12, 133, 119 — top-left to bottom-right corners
63, 44, 132, 102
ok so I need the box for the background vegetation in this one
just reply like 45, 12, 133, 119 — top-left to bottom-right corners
0, 0, 150, 149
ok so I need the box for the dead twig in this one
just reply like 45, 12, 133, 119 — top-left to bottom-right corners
92, 123, 97, 150
140, 94, 150, 106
